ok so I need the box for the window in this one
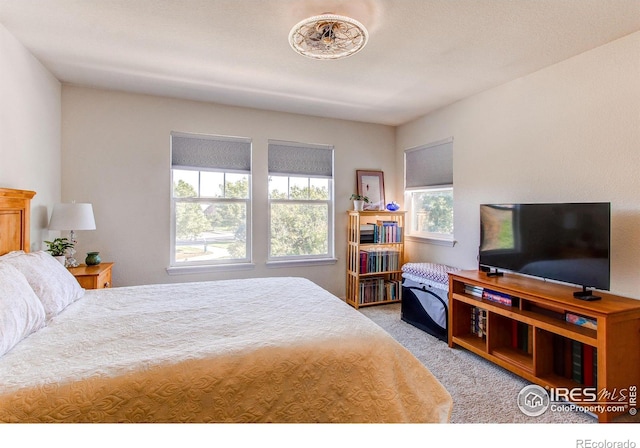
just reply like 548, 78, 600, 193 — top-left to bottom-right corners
268, 140, 334, 262
404, 137, 454, 243
170, 132, 251, 268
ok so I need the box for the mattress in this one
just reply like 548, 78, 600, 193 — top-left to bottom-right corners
0, 277, 452, 423
401, 263, 461, 342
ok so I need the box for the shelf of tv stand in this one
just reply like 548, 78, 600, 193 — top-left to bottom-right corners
448, 270, 640, 423
452, 292, 598, 345
491, 346, 534, 374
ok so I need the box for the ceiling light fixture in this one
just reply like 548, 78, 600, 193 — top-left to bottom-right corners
288, 13, 369, 60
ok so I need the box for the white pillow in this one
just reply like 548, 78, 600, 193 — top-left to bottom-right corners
0, 263, 46, 357
2, 251, 85, 321
0, 250, 25, 259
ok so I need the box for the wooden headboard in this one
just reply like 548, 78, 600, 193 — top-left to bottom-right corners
0, 188, 36, 256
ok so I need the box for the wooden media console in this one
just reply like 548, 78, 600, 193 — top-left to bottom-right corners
448, 270, 640, 423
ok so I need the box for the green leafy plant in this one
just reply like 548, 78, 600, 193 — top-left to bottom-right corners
44, 237, 74, 256
349, 194, 370, 203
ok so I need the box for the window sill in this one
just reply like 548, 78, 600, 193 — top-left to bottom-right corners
266, 258, 338, 268
405, 235, 456, 247
166, 263, 256, 276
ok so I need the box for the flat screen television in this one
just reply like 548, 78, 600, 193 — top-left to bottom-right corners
478, 202, 610, 298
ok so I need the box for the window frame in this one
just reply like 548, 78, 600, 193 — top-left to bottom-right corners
405, 185, 455, 245
267, 178, 335, 263
404, 137, 455, 246
266, 140, 335, 265
168, 132, 253, 273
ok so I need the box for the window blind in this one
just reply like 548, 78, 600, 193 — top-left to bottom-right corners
268, 140, 333, 178
171, 132, 251, 173
404, 137, 453, 189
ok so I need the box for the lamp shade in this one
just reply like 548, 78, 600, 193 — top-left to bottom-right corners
48, 203, 96, 231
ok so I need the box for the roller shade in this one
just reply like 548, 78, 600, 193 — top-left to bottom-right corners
405, 137, 453, 189
171, 132, 251, 173
268, 140, 333, 178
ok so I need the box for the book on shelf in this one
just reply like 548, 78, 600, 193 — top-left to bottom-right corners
571, 340, 583, 384
358, 277, 400, 304
482, 288, 519, 307
508, 321, 531, 352
550, 335, 598, 386
470, 306, 487, 337
552, 335, 567, 377
358, 248, 400, 273
359, 277, 384, 304
583, 345, 595, 387
512, 320, 519, 349
464, 284, 483, 298
364, 221, 403, 244
592, 347, 598, 388
565, 312, 597, 330
518, 322, 529, 352
376, 220, 398, 225
564, 337, 573, 379
384, 279, 401, 302
562, 340, 598, 387
359, 224, 375, 243
359, 251, 368, 274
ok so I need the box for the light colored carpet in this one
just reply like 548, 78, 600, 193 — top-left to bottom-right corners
359, 303, 638, 424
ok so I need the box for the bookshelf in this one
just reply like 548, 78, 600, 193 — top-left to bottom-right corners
346, 210, 406, 309
449, 270, 640, 423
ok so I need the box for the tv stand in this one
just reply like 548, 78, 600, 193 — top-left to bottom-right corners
574, 286, 601, 301
448, 270, 640, 423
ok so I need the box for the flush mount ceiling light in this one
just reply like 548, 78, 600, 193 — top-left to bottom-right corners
288, 13, 369, 60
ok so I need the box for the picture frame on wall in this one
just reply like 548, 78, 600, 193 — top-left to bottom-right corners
356, 170, 385, 211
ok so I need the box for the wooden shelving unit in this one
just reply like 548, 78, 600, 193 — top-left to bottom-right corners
346, 210, 406, 309
448, 270, 640, 423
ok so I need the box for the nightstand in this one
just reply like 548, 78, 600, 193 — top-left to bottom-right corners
68, 262, 113, 289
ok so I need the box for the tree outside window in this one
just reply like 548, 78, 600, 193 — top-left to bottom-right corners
411, 188, 454, 236
269, 176, 330, 258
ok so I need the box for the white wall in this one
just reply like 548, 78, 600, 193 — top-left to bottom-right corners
62, 86, 396, 296
396, 32, 640, 299
0, 24, 61, 248
6, 18, 637, 299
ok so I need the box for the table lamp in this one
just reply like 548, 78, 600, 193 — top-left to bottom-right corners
48, 202, 96, 267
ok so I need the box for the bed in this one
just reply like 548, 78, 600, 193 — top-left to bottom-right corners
0, 188, 452, 423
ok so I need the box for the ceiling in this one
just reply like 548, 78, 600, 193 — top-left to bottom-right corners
1, 0, 639, 126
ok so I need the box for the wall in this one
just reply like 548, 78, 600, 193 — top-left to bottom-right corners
62, 86, 396, 296
0, 24, 61, 247
396, 32, 640, 299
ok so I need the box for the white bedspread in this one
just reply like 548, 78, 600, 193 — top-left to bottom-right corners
0, 277, 452, 423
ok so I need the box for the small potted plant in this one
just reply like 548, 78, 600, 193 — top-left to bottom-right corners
350, 194, 369, 211
44, 237, 74, 265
